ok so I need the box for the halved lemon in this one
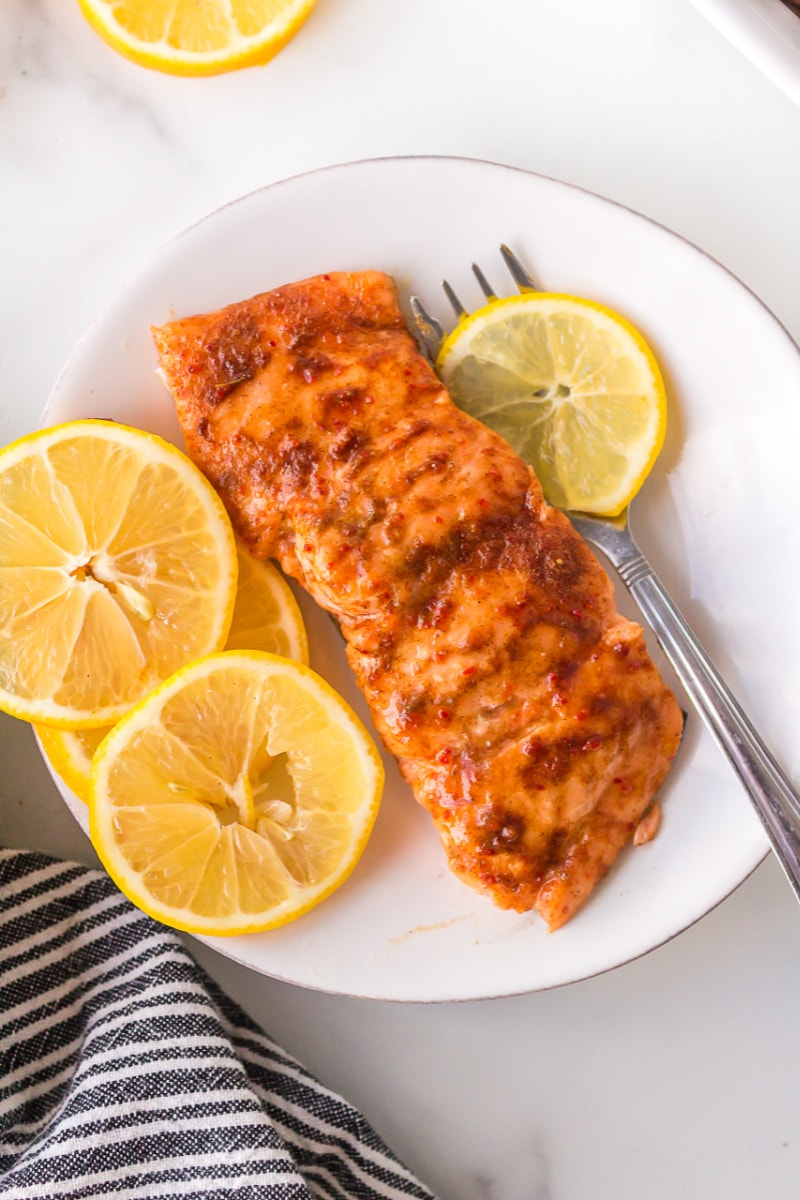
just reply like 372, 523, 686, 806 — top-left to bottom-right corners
436, 293, 667, 515
0, 420, 237, 728
36, 540, 308, 801
78, 0, 317, 77
90, 651, 384, 935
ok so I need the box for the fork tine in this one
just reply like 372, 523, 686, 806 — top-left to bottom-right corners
500, 243, 540, 292
427, 246, 540, 351
409, 294, 445, 359
471, 263, 497, 302
442, 279, 468, 322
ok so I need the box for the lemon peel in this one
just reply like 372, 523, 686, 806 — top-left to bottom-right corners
436, 292, 667, 516
89, 651, 384, 935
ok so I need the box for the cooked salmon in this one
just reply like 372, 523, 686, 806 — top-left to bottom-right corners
152, 271, 683, 929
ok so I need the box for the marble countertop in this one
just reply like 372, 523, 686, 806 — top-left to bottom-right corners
2, 1, 800, 1197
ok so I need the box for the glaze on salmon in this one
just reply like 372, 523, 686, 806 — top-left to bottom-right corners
153, 271, 683, 929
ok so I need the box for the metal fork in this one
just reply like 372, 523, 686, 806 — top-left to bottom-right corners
409, 247, 800, 904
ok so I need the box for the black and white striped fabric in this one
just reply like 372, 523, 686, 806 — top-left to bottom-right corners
0, 848, 437, 1200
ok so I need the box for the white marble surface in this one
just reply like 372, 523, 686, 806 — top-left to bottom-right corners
2, 1, 800, 1197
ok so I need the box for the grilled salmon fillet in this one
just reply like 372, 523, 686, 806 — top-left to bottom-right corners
153, 271, 683, 929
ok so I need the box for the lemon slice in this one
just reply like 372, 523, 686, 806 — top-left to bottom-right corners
226, 542, 308, 663
36, 540, 308, 801
0, 420, 237, 728
89, 651, 384, 935
436, 293, 667, 515
78, 0, 317, 77
36, 725, 108, 805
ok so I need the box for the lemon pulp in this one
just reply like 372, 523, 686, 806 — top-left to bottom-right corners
36, 539, 308, 801
226, 542, 308, 663
78, 0, 317, 77
436, 292, 667, 516
36, 725, 108, 804
89, 651, 384, 935
0, 421, 237, 728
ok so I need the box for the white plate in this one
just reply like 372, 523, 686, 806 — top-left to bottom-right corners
688, 0, 800, 107
42, 156, 800, 1001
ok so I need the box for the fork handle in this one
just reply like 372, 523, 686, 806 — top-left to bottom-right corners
615, 541, 800, 903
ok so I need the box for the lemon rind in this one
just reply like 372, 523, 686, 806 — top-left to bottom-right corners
436, 292, 668, 517
0, 420, 238, 728
228, 547, 309, 665
35, 725, 96, 805
77, 0, 317, 78
89, 651, 384, 936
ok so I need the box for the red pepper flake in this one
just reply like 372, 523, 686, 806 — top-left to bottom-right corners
268, 339, 277, 347
583, 736, 603, 752
546, 672, 560, 687
323, 274, 331, 280
437, 708, 452, 723
478, 498, 489, 508
433, 515, 444, 524
489, 470, 502, 482
577, 709, 588, 722
303, 543, 313, 553
436, 746, 453, 765
571, 608, 583, 619
462, 665, 476, 677
187, 363, 201, 375
553, 693, 567, 707
435, 650, 447, 662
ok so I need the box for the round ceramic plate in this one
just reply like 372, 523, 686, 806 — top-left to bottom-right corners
41, 156, 800, 1001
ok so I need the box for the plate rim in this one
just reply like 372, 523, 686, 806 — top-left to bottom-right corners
43, 155, 800, 430
42, 154, 799, 1000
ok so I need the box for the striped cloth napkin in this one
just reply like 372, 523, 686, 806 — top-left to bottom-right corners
0, 848, 437, 1200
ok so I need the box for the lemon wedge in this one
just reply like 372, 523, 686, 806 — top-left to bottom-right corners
36, 539, 308, 801
77, 0, 317, 76
89, 651, 384, 935
0, 420, 237, 728
436, 293, 667, 516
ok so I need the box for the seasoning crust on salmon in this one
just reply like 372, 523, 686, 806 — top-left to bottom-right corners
152, 271, 683, 929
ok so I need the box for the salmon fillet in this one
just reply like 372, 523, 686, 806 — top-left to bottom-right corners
152, 271, 683, 929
